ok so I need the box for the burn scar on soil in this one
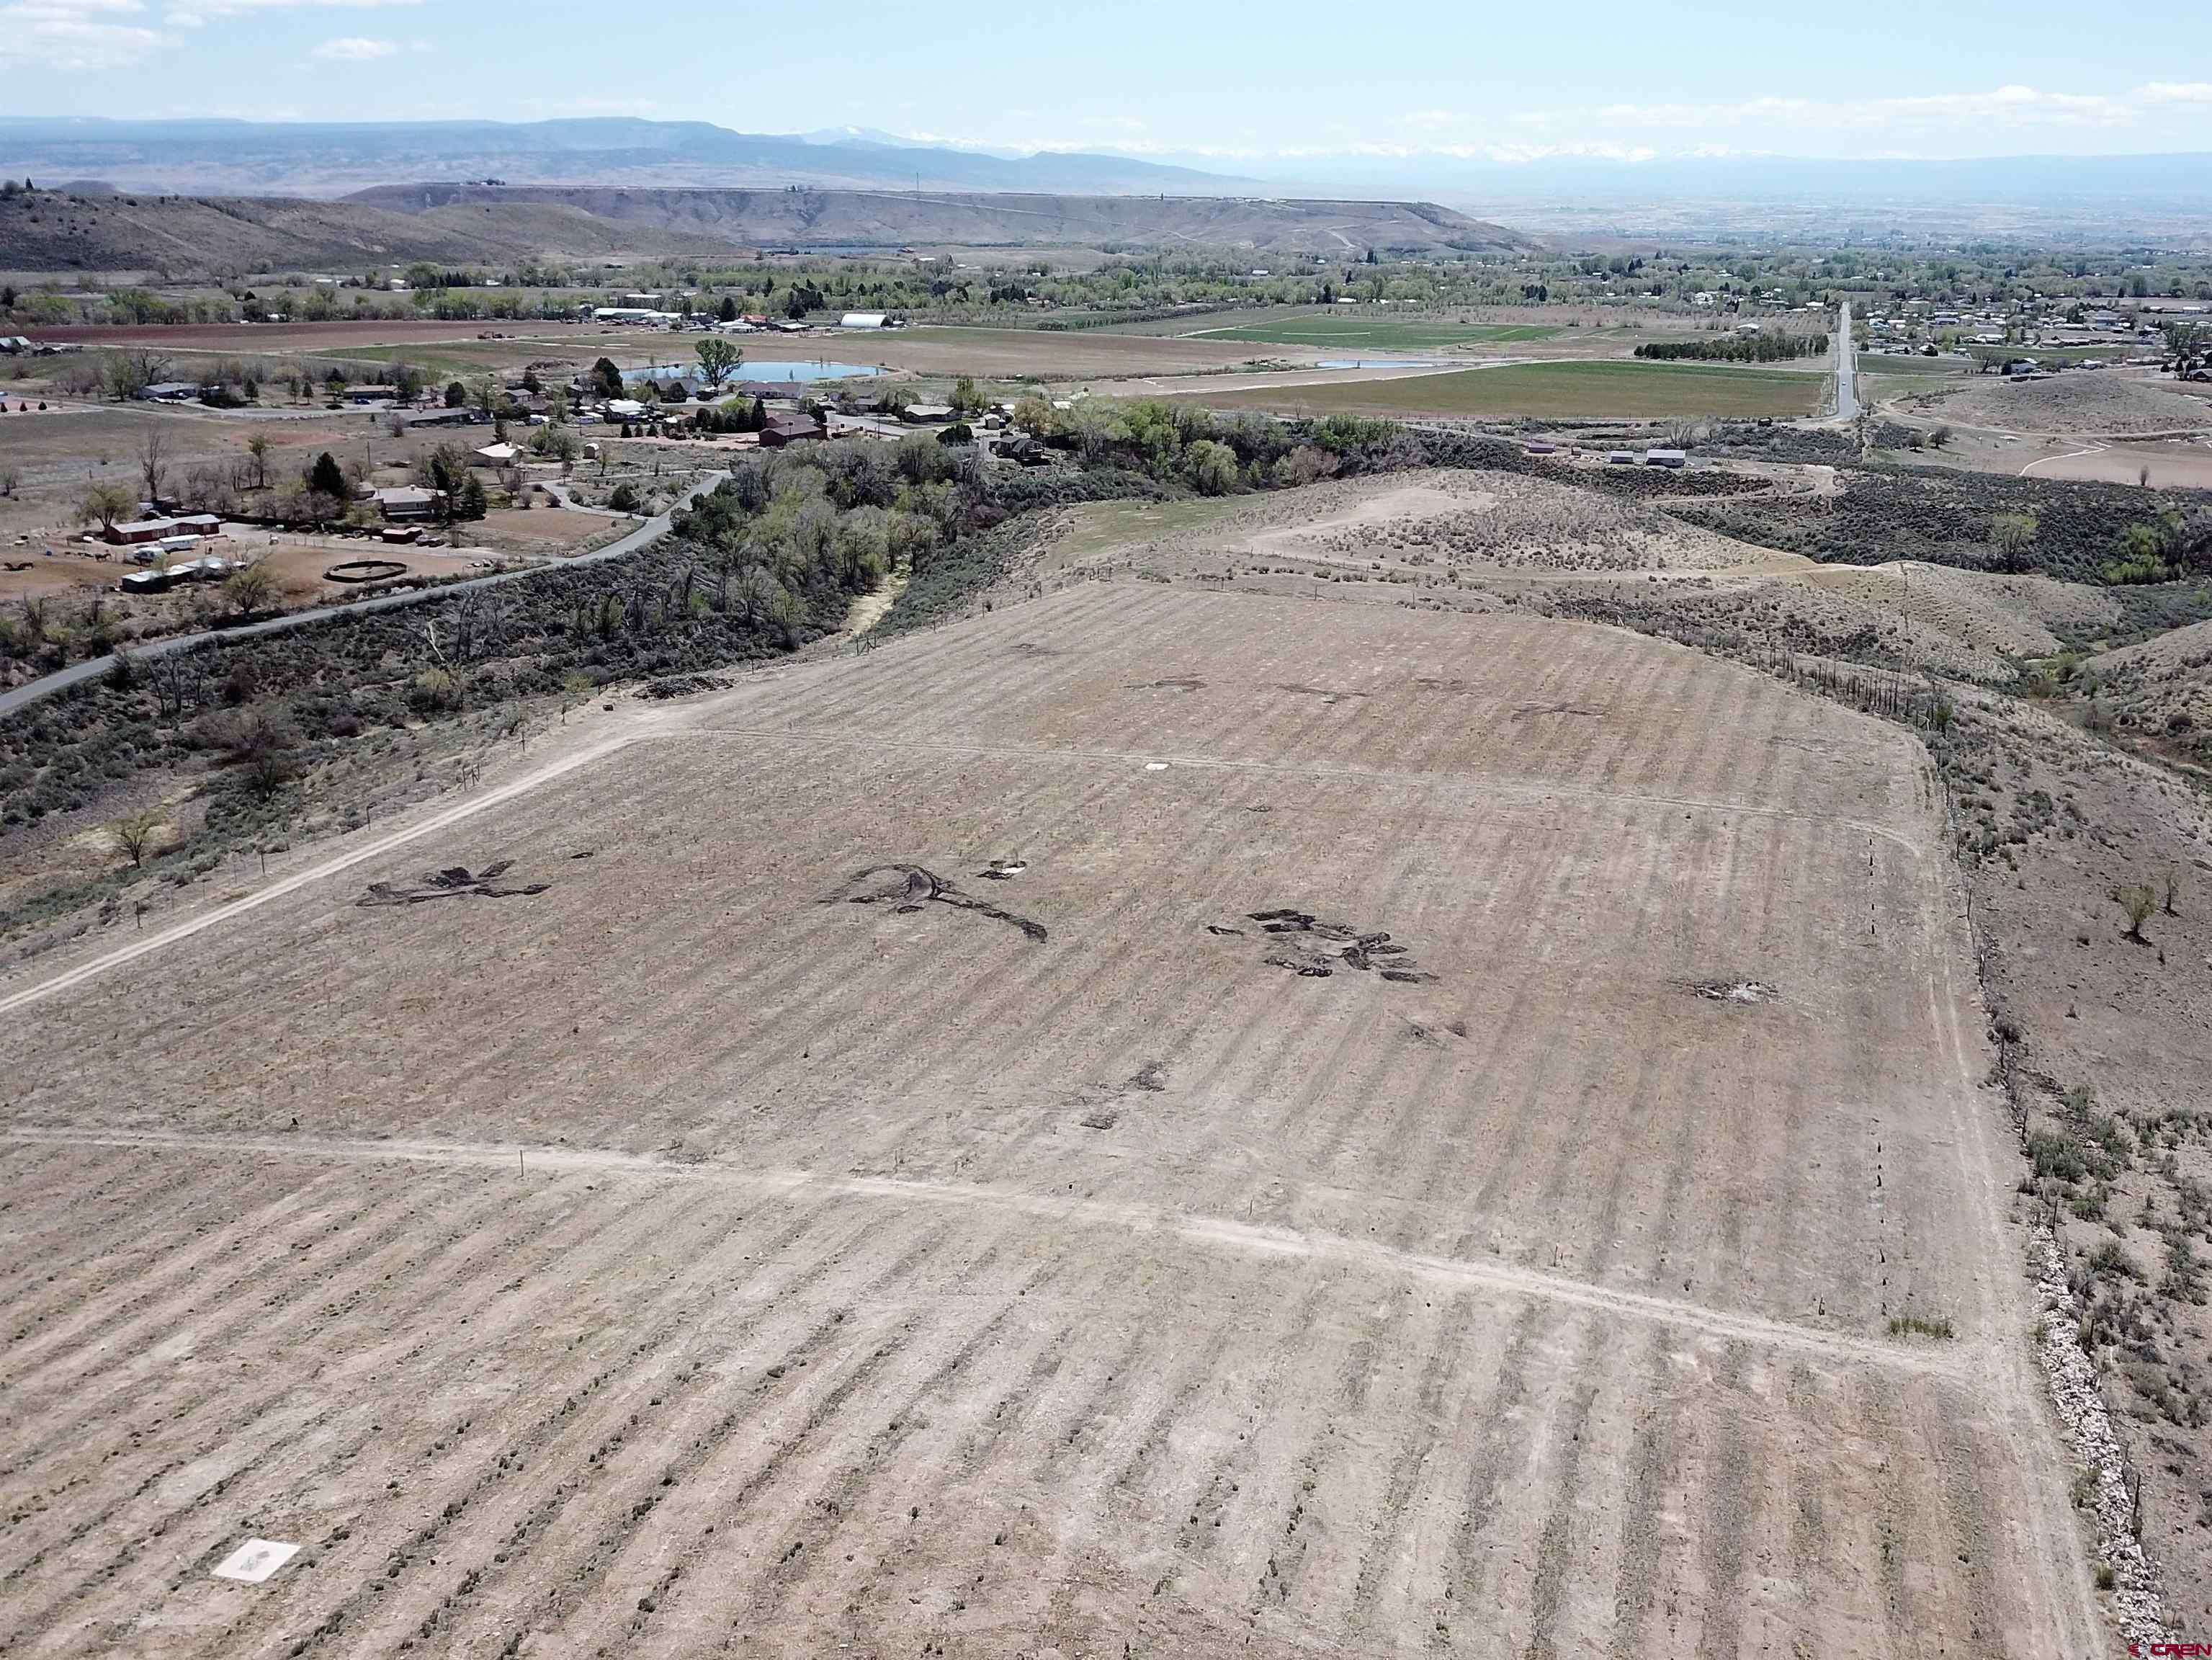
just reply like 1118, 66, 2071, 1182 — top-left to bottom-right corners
357, 861, 550, 907
1237, 908, 1435, 983
824, 864, 1049, 944
1076, 1060, 1170, 1130
1687, 978, 1781, 1004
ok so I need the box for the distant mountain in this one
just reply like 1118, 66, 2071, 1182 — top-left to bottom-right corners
1302, 151, 2212, 208
0, 117, 1253, 199
0, 184, 1530, 274
1247, 151, 2212, 238
346, 185, 1533, 259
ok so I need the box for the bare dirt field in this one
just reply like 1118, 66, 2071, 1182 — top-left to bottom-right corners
1922, 373, 2212, 438
27, 321, 1299, 386
1037, 471, 1794, 589
2016, 439, 2212, 491
1799, 563, 2121, 659
0, 579, 2100, 1658
0, 533, 485, 610
1023, 474, 2071, 687
27, 321, 563, 354
1199, 361, 1823, 421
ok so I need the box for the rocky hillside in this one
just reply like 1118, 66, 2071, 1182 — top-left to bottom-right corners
0, 183, 1532, 275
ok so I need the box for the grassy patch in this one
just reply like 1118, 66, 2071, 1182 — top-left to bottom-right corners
1046, 496, 1251, 563
1195, 313, 1560, 350
1886, 1311, 1957, 1340
1208, 360, 1822, 421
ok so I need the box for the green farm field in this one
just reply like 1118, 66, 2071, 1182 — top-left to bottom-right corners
1203, 359, 1824, 420
1193, 311, 1560, 349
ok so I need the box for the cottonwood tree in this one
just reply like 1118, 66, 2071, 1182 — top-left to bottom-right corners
246, 431, 271, 490
695, 336, 743, 391
223, 561, 277, 617
138, 429, 169, 504
79, 480, 135, 534
1990, 511, 2040, 574
112, 806, 163, 867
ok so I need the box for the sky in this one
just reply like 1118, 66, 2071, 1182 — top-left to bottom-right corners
6, 0, 2212, 166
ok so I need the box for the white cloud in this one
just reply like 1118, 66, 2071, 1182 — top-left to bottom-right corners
309, 32, 395, 58
0, 0, 163, 70
1511, 82, 2204, 143
169, 0, 421, 27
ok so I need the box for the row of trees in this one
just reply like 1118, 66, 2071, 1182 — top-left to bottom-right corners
1634, 331, 1829, 363
1005, 396, 1392, 494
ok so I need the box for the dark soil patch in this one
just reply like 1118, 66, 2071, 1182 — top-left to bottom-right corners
824, 862, 1048, 944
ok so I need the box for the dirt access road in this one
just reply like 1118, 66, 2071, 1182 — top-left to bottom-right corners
0, 474, 725, 719
0, 583, 2099, 1657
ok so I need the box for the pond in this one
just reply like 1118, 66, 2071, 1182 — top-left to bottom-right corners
622, 360, 883, 388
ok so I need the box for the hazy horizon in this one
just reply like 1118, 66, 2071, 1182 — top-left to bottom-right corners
4, 0, 2210, 169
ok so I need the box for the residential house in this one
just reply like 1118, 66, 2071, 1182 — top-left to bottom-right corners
760, 414, 828, 448
368, 486, 447, 522
104, 513, 220, 546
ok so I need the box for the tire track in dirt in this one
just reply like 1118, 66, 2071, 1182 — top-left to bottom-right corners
473, 1217, 972, 1656
1248, 1272, 1423, 1619
0, 1125, 1987, 1380
3, 1182, 415, 1465
831, 771, 1181, 1123
1028, 1285, 1299, 1650
0, 1151, 294, 1337
689, 1246, 1051, 1598
733, 1275, 1088, 1654
165, 1181, 747, 1659
3, 1163, 560, 1471
679, 726, 1931, 857
0, 1177, 641, 1636
288, 1194, 883, 1659
1691, 1343, 1756, 1660
1433, 1300, 1560, 1641
970, 779, 1279, 1179
1608, 1325, 1683, 1652
1, 1164, 373, 1388
1519, 1324, 1610, 1660
1227, 812, 1447, 1189
1339, 1290, 1481, 1638
1142, 1274, 1335, 1612
1516, 800, 1676, 1249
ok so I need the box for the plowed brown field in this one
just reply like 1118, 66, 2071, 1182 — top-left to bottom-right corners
0, 584, 2097, 1657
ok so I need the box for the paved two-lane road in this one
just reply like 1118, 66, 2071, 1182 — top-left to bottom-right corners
1832, 299, 1860, 423
0, 474, 727, 720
